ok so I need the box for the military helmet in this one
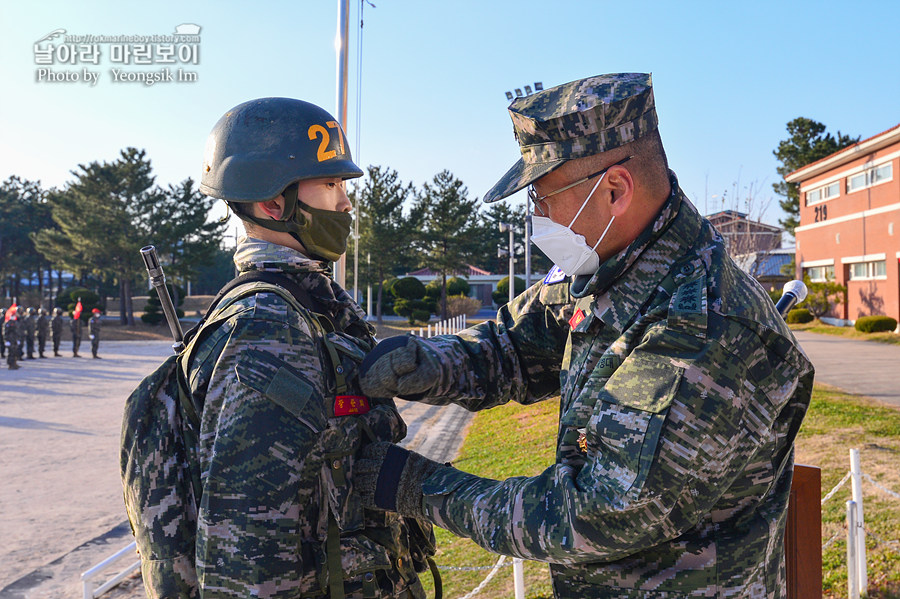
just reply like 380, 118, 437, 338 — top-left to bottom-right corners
52, 307, 62, 316
26, 307, 36, 315
199, 97, 363, 202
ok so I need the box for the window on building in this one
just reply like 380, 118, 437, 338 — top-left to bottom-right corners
806, 265, 835, 282
849, 260, 887, 280
847, 162, 893, 193
806, 181, 841, 205
848, 172, 866, 193
873, 163, 892, 184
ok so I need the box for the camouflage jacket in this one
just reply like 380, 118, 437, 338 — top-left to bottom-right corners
3, 318, 18, 343
38, 314, 49, 337
70, 317, 82, 338
185, 238, 428, 598
51, 315, 62, 336
411, 175, 814, 598
89, 316, 101, 337
23, 314, 35, 336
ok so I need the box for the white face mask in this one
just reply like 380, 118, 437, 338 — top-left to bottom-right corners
531, 172, 615, 276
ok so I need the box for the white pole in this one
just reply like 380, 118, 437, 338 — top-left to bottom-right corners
513, 558, 525, 599
525, 197, 532, 288
427, 324, 431, 338
848, 500, 860, 599
508, 227, 515, 305
333, 0, 350, 288
366, 253, 372, 317
849, 448, 867, 595
419, 328, 423, 337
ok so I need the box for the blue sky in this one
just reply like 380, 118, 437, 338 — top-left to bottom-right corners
2, 0, 898, 238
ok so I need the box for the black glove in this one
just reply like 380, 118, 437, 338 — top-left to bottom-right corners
355, 442, 443, 520
358, 335, 442, 400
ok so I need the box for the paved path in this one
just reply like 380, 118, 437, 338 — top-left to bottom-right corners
793, 331, 900, 408
0, 340, 472, 599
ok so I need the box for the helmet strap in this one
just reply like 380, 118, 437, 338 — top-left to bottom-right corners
237, 183, 308, 235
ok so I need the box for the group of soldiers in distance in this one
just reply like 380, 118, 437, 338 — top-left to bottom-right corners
2, 302, 102, 370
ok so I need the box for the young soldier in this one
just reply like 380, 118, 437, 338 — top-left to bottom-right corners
357, 74, 815, 599
50, 307, 63, 357
88, 308, 102, 358
130, 97, 431, 599
37, 308, 49, 358
70, 310, 83, 357
23, 307, 36, 359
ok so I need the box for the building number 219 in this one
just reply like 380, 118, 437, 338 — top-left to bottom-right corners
814, 204, 828, 223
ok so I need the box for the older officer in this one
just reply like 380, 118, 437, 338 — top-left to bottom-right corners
357, 73, 814, 598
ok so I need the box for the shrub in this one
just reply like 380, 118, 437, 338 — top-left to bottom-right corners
382, 277, 399, 297
446, 277, 470, 297
785, 308, 814, 324
424, 279, 441, 300
854, 315, 898, 333
492, 276, 526, 307
394, 298, 434, 325
802, 277, 846, 319
411, 309, 431, 325
392, 277, 426, 301
63, 287, 101, 321
446, 294, 481, 317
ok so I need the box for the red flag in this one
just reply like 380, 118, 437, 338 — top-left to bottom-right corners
73, 300, 83, 321
4, 302, 16, 323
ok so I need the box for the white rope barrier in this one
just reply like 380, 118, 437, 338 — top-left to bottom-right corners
822, 471, 851, 505
862, 473, 900, 500
456, 556, 507, 599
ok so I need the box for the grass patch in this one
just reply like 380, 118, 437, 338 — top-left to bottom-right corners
789, 320, 900, 346
420, 384, 900, 599
795, 385, 900, 599
420, 398, 559, 599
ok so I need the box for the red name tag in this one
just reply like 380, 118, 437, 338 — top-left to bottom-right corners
568, 309, 586, 330
334, 395, 371, 416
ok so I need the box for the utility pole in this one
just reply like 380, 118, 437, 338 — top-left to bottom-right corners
503, 83, 542, 288
499, 222, 515, 305
334, 0, 350, 288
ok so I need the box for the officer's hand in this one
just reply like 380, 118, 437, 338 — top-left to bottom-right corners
359, 335, 441, 400
355, 442, 442, 520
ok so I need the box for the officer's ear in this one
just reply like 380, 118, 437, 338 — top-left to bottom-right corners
257, 195, 287, 221
606, 164, 634, 218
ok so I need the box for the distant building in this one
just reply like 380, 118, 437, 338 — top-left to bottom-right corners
405, 264, 503, 308
732, 248, 793, 292
706, 210, 783, 256
786, 123, 900, 325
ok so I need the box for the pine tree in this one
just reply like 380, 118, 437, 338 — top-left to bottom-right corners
414, 170, 479, 318
354, 166, 418, 324
773, 118, 857, 236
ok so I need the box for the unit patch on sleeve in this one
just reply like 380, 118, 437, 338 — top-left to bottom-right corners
543, 266, 567, 285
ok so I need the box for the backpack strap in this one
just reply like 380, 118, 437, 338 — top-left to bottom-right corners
177, 271, 348, 429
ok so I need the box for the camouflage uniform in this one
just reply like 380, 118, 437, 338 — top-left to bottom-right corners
37, 310, 49, 358
71, 315, 82, 356
395, 178, 814, 598
51, 311, 63, 356
4, 315, 18, 369
23, 309, 36, 359
88, 313, 101, 358
174, 238, 428, 598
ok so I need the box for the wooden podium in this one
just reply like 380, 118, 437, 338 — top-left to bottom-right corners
785, 465, 822, 599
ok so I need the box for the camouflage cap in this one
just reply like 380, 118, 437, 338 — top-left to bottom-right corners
483, 73, 658, 203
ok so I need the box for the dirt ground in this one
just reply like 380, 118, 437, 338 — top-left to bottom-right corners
0, 340, 172, 597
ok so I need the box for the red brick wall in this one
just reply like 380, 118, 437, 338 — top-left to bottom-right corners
795, 143, 900, 322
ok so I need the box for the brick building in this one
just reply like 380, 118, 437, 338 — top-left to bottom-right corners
707, 210, 783, 256
786, 124, 900, 324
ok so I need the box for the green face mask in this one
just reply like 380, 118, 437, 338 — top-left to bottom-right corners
242, 183, 352, 262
